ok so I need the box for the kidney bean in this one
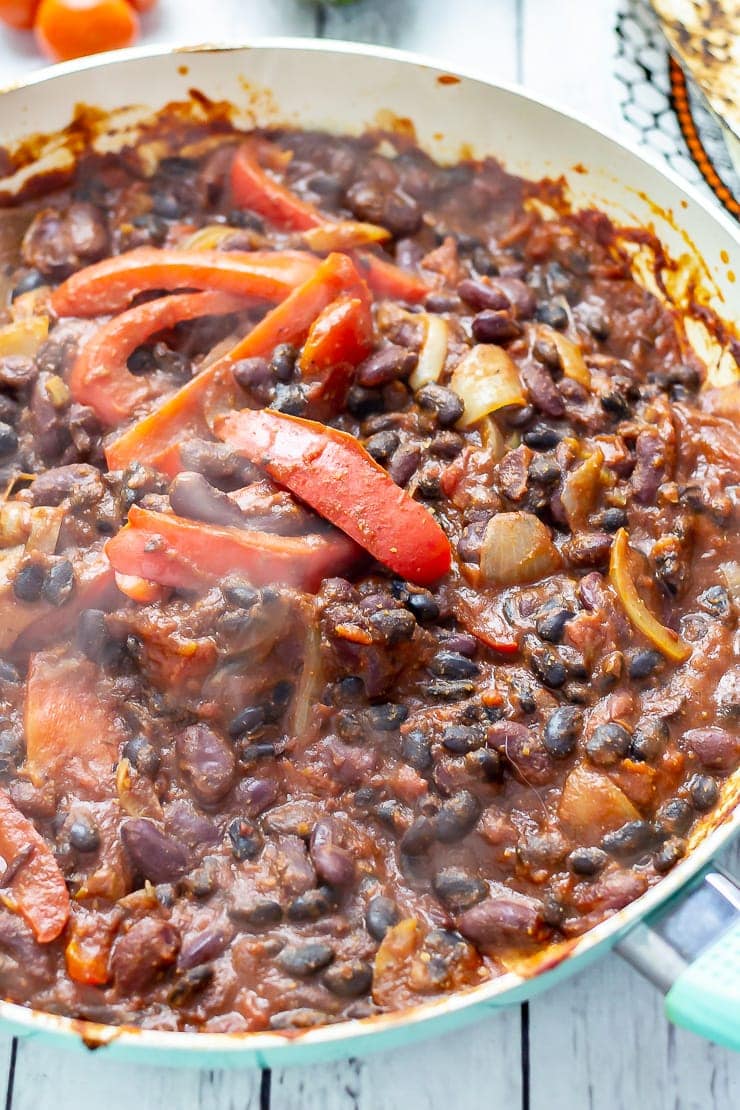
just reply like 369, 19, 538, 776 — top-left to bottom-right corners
111, 918, 180, 992
176, 724, 236, 806
682, 727, 739, 773
120, 819, 189, 883
458, 278, 510, 311
178, 925, 232, 971
520, 359, 565, 417
169, 472, 247, 529
310, 820, 356, 886
457, 892, 547, 946
357, 346, 417, 388
472, 310, 522, 344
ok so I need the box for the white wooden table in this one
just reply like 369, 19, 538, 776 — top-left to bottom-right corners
0, 1, 738, 1106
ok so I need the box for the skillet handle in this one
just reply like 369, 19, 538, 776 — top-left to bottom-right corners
615, 866, 740, 1051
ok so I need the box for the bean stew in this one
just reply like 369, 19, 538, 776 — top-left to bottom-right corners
0, 116, 736, 1033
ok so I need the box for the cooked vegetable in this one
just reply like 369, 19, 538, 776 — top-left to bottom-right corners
302, 221, 390, 252
560, 447, 605, 529
559, 765, 640, 840
450, 344, 526, 428
355, 250, 430, 303
537, 325, 592, 388
609, 528, 691, 662
70, 290, 247, 426
51, 247, 319, 317
65, 912, 113, 986
105, 252, 368, 475
0, 787, 69, 943
35, 0, 138, 62
231, 139, 324, 231
408, 314, 449, 391
105, 505, 360, 593
298, 291, 374, 408
480, 511, 561, 586
180, 225, 240, 251
216, 409, 452, 585
0, 315, 48, 358
25, 649, 126, 798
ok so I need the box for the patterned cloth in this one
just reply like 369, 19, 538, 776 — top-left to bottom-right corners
616, 0, 739, 218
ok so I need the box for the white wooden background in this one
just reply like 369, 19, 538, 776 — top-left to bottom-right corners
0, 1, 738, 1107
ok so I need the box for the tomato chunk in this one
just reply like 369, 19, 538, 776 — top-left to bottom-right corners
0, 788, 69, 943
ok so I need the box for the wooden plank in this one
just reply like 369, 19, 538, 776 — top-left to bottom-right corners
8, 1038, 263, 1110
271, 1008, 523, 1109
521, 0, 625, 135
529, 842, 740, 1110
320, 0, 520, 85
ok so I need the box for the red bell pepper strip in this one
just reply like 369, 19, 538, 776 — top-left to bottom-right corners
216, 409, 452, 585
230, 139, 323, 231
51, 247, 320, 317
105, 505, 360, 593
70, 290, 247, 426
0, 787, 70, 943
354, 250, 430, 304
105, 252, 370, 476
299, 291, 374, 411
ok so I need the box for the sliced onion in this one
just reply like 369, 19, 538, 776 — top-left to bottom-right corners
538, 325, 591, 388
609, 527, 691, 662
181, 225, 239, 251
478, 415, 506, 461
480, 511, 561, 586
450, 344, 526, 428
0, 316, 48, 359
409, 314, 449, 391
302, 220, 390, 252
288, 620, 323, 739
114, 571, 169, 604
559, 766, 639, 839
560, 447, 604, 529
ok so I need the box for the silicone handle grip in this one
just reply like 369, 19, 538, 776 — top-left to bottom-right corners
665, 919, 740, 1051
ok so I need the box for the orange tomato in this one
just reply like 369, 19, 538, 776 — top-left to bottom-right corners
0, 0, 39, 29
127, 0, 156, 9
35, 0, 139, 62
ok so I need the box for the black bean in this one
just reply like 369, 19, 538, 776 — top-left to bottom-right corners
472, 246, 498, 275
347, 385, 384, 418
586, 722, 632, 767
528, 455, 561, 486
543, 706, 582, 758
430, 651, 479, 679
697, 585, 731, 619
0, 729, 23, 775
528, 646, 567, 689
10, 268, 45, 301
237, 741, 277, 769
232, 356, 272, 391
168, 965, 214, 1006
222, 582, 260, 610
536, 607, 574, 644
151, 191, 183, 219
270, 1008, 331, 1030
76, 608, 108, 661
368, 608, 417, 645
388, 442, 421, 486
323, 960, 373, 998
228, 706, 266, 739
465, 746, 504, 782
442, 725, 481, 754
400, 730, 432, 770
374, 799, 409, 831
629, 718, 668, 763
602, 820, 656, 857
357, 346, 416, 388
568, 846, 607, 876
429, 430, 464, 459
122, 735, 161, 779
653, 837, 687, 873
416, 467, 442, 499
628, 650, 662, 680
428, 678, 477, 700
416, 383, 464, 426
687, 773, 719, 811
270, 344, 297, 382
435, 790, 481, 843
535, 300, 568, 329
400, 815, 436, 856
272, 382, 307, 416
472, 310, 522, 344
601, 391, 630, 418
532, 337, 561, 371
433, 866, 487, 912
406, 591, 440, 621
287, 887, 336, 923
365, 429, 400, 462
226, 817, 263, 861
367, 703, 409, 731
366, 895, 401, 941
278, 943, 334, 977
232, 898, 283, 927
657, 798, 693, 836
600, 507, 628, 532
13, 563, 44, 603
69, 819, 100, 853
0, 421, 18, 459
40, 560, 74, 607
523, 424, 561, 449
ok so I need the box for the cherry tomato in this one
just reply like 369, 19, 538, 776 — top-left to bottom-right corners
0, 0, 39, 29
35, 0, 139, 62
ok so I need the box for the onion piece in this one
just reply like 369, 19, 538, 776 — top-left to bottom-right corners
719, 562, 740, 606
114, 572, 170, 605
478, 415, 506, 461
0, 316, 48, 358
408, 314, 449, 391
180, 225, 239, 251
302, 220, 390, 252
609, 528, 691, 662
560, 447, 604, 529
480, 511, 561, 585
288, 619, 323, 740
559, 766, 639, 840
538, 325, 591, 388
450, 344, 526, 428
